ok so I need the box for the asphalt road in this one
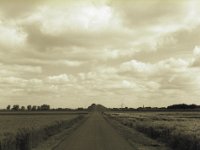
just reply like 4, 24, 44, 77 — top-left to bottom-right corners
54, 112, 133, 150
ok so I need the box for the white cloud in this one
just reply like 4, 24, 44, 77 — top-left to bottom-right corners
121, 80, 137, 89
0, 22, 27, 49
62, 60, 83, 67
191, 46, 200, 67
193, 46, 200, 56
120, 59, 154, 73
47, 74, 70, 83
26, 3, 122, 35
158, 58, 191, 69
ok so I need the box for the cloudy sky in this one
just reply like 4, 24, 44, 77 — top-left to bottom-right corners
0, 0, 200, 108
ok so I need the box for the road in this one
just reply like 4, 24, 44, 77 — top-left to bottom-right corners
54, 112, 133, 150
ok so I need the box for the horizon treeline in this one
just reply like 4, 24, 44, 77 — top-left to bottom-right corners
2, 103, 200, 111
6, 104, 51, 111
167, 104, 200, 109
111, 103, 200, 111
4, 104, 85, 111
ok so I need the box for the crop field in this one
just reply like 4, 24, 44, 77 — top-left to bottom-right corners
106, 111, 200, 150
0, 112, 87, 150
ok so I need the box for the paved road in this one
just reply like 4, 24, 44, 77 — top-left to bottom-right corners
54, 112, 133, 150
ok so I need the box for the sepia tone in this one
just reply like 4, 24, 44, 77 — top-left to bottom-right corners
0, 0, 200, 150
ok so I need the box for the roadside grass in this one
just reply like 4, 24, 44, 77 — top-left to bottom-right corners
106, 111, 200, 150
0, 113, 85, 150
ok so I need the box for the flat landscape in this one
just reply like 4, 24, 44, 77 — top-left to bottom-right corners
1, 0, 200, 149
1, 110, 199, 150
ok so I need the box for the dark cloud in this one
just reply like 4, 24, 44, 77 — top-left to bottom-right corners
0, 0, 43, 18
22, 23, 134, 51
110, 0, 187, 28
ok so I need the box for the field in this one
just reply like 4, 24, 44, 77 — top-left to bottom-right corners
0, 112, 87, 150
1, 110, 199, 150
106, 111, 200, 150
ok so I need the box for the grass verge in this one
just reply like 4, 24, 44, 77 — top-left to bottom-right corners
106, 113, 200, 150
0, 115, 84, 150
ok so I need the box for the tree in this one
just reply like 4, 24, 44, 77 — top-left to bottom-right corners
21, 106, 26, 111
41, 104, 50, 111
12, 105, 19, 111
77, 107, 84, 111
37, 106, 41, 111
31, 105, 37, 111
27, 105, 32, 111
6, 105, 11, 110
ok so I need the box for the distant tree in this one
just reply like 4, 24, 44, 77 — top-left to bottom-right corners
87, 104, 96, 111
27, 105, 32, 111
167, 104, 199, 109
37, 106, 41, 111
129, 108, 136, 111
112, 108, 120, 111
160, 107, 166, 109
6, 105, 11, 110
57, 108, 63, 111
87, 104, 107, 111
31, 105, 37, 111
144, 107, 152, 110
124, 107, 128, 110
41, 104, 50, 111
137, 107, 143, 110
21, 106, 26, 111
77, 107, 84, 111
12, 105, 20, 111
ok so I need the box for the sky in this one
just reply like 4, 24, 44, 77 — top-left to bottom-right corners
0, 0, 200, 108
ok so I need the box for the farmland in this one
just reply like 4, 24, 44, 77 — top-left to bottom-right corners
0, 109, 199, 150
106, 111, 200, 150
0, 112, 87, 150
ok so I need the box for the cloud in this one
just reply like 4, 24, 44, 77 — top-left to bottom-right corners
1, 0, 200, 108
0, 22, 27, 49
111, 0, 188, 28
0, 0, 40, 18
118, 57, 199, 94
120, 60, 154, 74
0, 63, 42, 77
22, 22, 133, 52
47, 74, 70, 83
192, 46, 200, 67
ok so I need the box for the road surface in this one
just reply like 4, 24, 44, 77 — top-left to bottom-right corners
54, 112, 133, 150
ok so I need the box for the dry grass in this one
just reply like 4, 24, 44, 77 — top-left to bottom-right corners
107, 111, 200, 150
0, 112, 86, 150
0, 114, 77, 138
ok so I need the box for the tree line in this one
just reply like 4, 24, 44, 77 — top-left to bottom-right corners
5, 104, 85, 111
4, 103, 200, 111
109, 104, 200, 111
6, 104, 50, 111
167, 104, 200, 109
